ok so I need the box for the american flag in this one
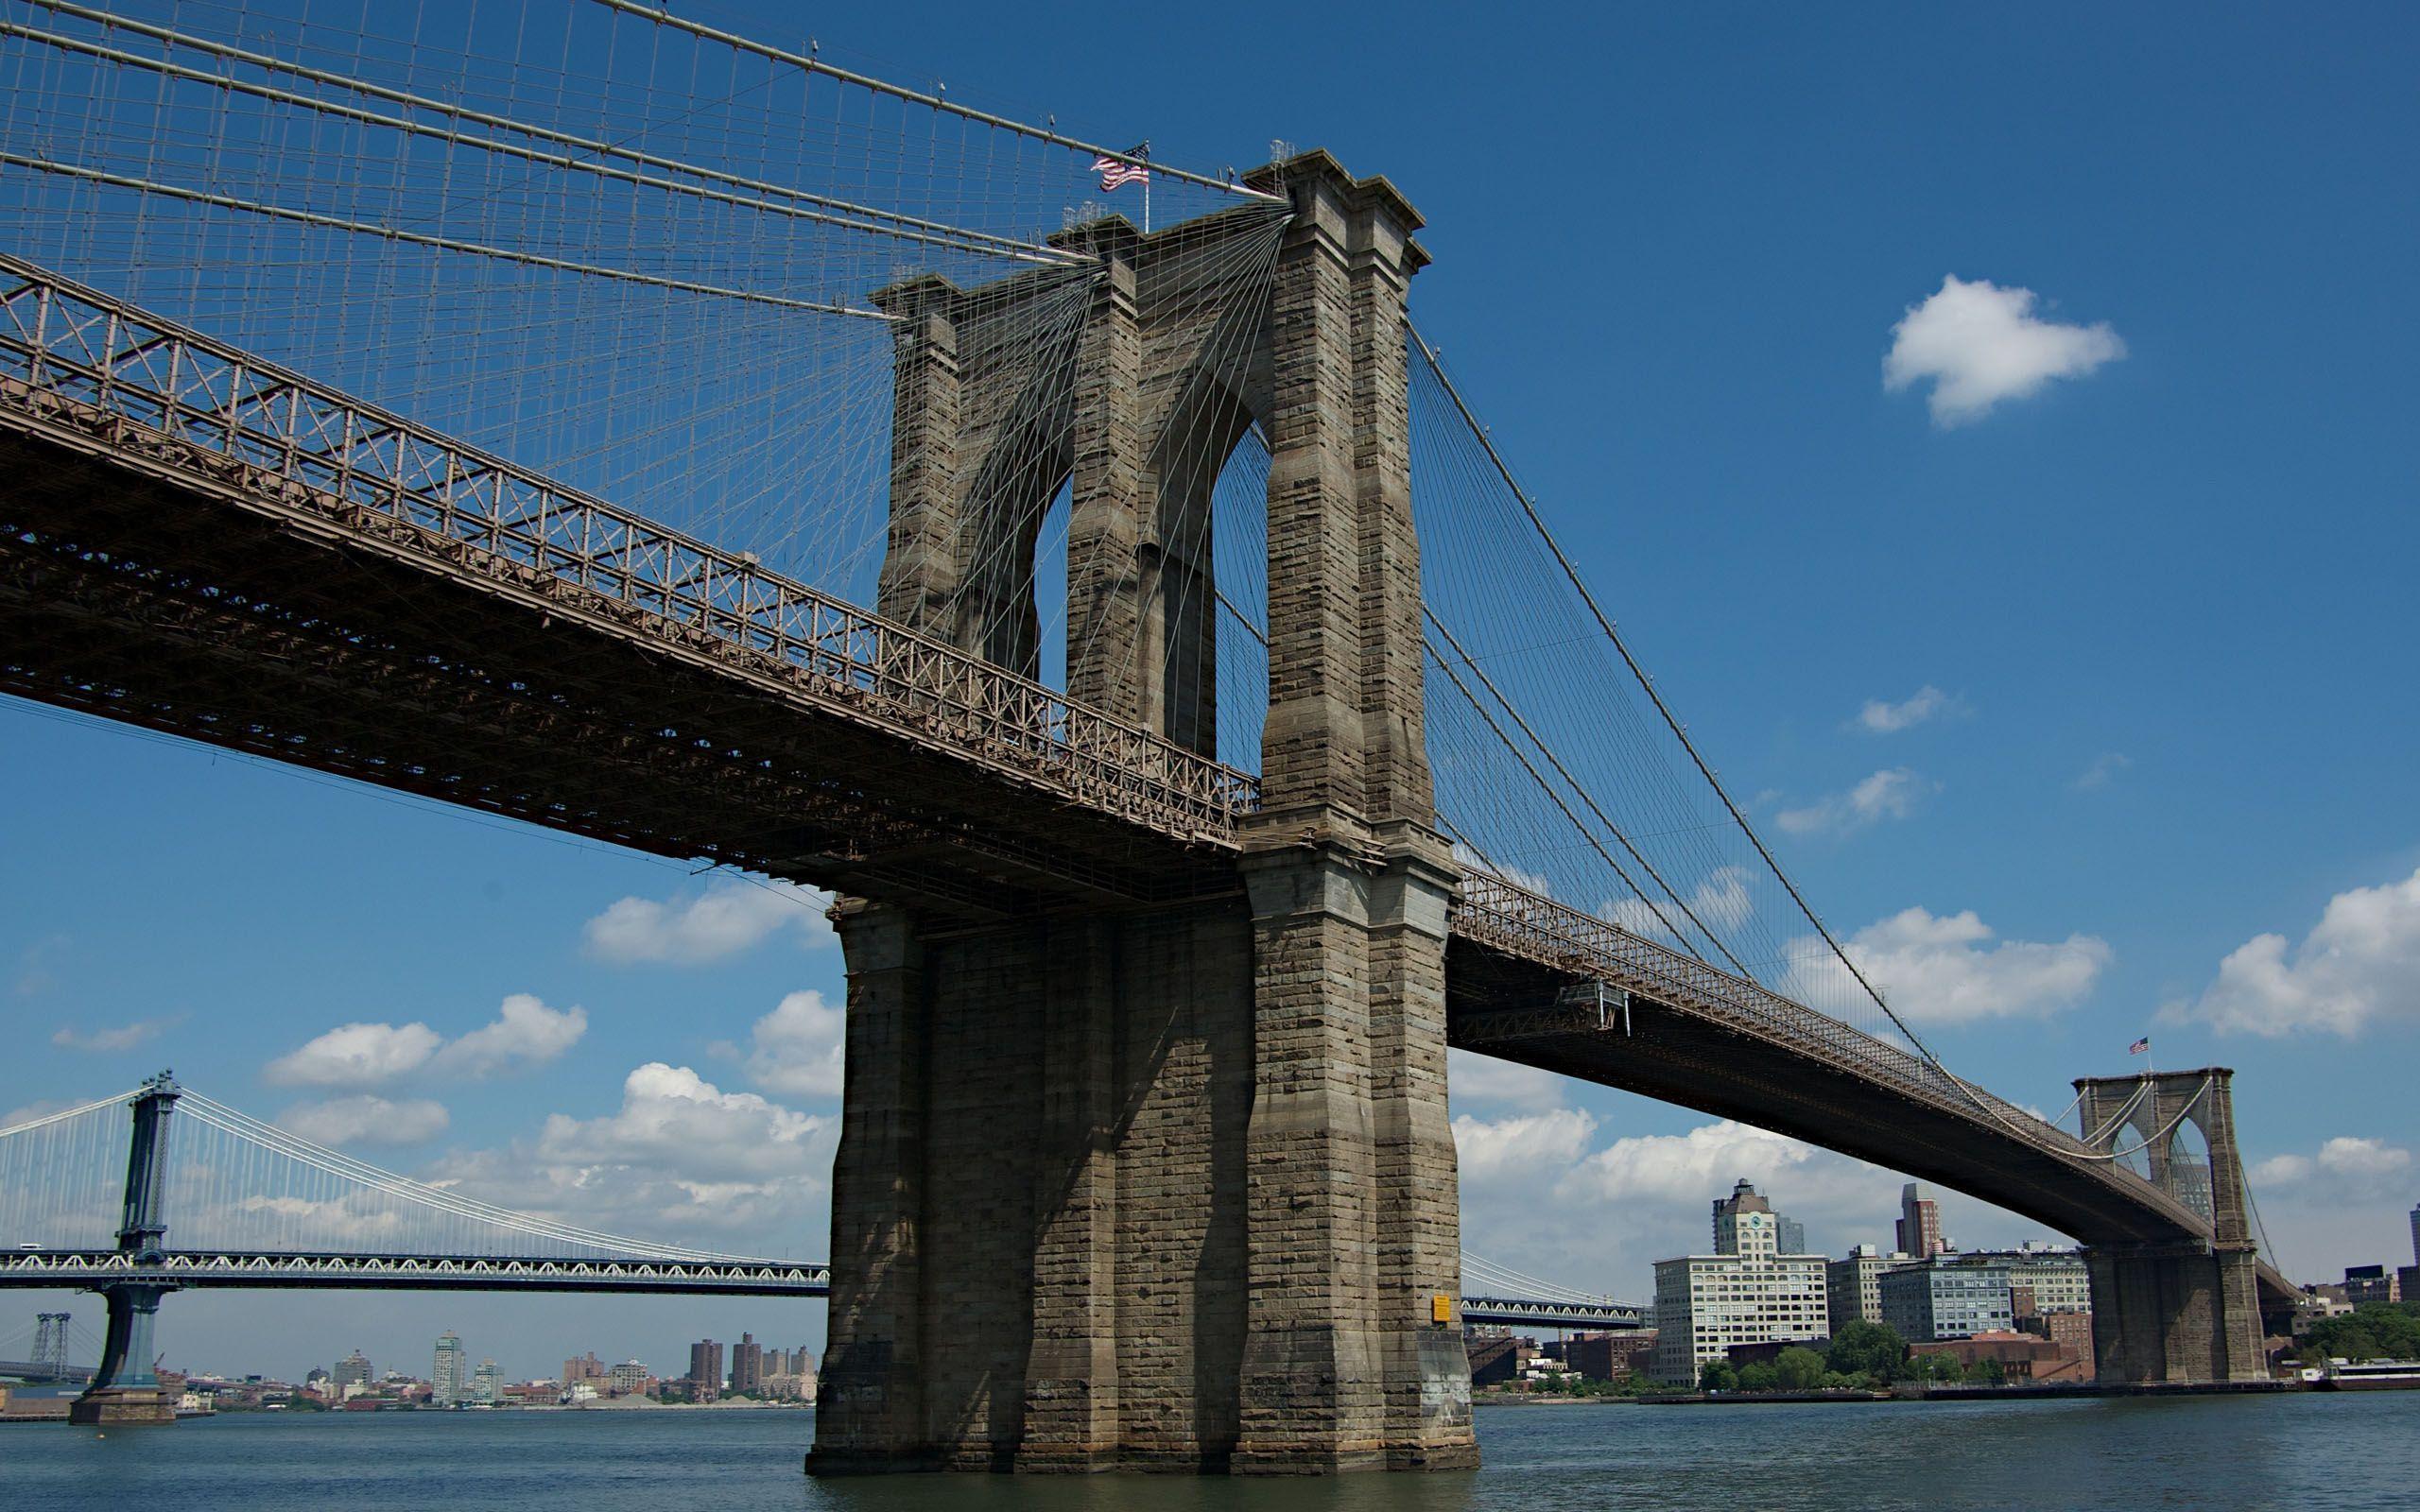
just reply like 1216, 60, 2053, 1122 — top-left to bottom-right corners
2129, 1037, 2150, 1056
1093, 153, 1150, 192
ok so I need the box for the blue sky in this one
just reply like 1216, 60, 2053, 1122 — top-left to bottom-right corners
6, 0, 2419, 1381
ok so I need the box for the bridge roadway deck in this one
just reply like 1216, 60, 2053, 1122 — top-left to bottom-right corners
1449, 876, 2294, 1305
0, 254, 2288, 1301
0, 255, 1248, 918
0, 1249, 833, 1297
0, 1252, 1639, 1328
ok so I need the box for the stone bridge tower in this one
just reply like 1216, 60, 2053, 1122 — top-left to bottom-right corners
809, 152, 1475, 1474
2073, 1067, 2268, 1384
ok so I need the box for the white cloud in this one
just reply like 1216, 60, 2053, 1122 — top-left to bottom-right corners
1454, 846, 1553, 899
1774, 767, 1931, 836
1884, 274, 2125, 426
1451, 1108, 1599, 1184
1608, 868, 1754, 943
1856, 685, 1962, 734
534, 1064, 829, 1186
2241, 1136, 2418, 1282
433, 994, 587, 1077
2169, 867, 2420, 1039
1786, 906, 2111, 1024
425, 1063, 836, 1246
1557, 1119, 1839, 1207
2072, 751, 2133, 791
2253, 1137, 2412, 1195
1, 1097, 79, 1131
263, 1022, 443, 1088
1450, 1106, 2051, 1297
262, 995, 585, 1088
584, 879, 834, 966
1446, 1049, 1568, 1108
278, 1095, 450, 1147
50, 1014, 182, 1053
743, 991, 846, 1100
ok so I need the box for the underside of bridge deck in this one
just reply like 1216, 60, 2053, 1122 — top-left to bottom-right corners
1447, 937, 2297, 1344
1446, 938, 2183, 1242
0, 427, 1233, 919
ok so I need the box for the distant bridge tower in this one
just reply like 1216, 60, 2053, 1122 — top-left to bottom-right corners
33, 1311, 70, 1381
2072, 1067, 2268, 1384
70, 1071, 181, 1425
813, 151, 1473, 1474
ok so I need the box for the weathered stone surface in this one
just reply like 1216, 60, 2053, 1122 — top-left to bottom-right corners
814, 151, 1472, 1476
2074, 1069, 2267, 1384
68, 1385, 175, 1426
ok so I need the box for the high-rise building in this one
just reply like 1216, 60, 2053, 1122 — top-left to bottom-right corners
2410, 1203, 2419, 1268
562, 1350, 606, 1387
1826, 1244, 1908, 1329
333, 1349, 373, 1391
1653, 1180, 1831, 1383
432, 1332, 467, 1407
730, 1332, 765, 1396
471, 1359, 501, 1406
608, 1360, 649, 1398
1713, 1178, 1775, 1257
688, 1339, 724, 1401
1896, 1183, 1945, 1260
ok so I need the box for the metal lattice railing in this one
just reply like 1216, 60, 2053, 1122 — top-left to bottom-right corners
1451, 872, 2215, 1227
0, 1249, 831, 1294
0, 252, 1260, 847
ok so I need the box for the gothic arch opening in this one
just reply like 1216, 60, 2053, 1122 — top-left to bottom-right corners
2111, 1110, 2155, 1181
2167, 1118, 2216, 1224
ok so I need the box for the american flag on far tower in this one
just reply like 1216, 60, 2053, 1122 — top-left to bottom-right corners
2129, 1037, 2150, 1055
1093, 151, 1151, 191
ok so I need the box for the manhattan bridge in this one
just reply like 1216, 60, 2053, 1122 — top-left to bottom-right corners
0, 0, 2291, 1469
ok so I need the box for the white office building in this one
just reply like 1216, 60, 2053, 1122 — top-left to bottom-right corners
1651, 1179, 1831, 1383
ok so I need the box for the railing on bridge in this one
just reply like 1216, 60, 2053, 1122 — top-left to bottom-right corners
0, 253, 1259, 850
0, 1249, 831, 1297
1451, 873, 2216, 1228
1458, 1297, 1644, 1330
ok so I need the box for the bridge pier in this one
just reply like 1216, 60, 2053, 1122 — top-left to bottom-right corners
72, 1073, 180, 1426
2083, 1241, 2266, 1385
70, 1283, 176, 1425
2074, 1068, 2270, 1384
812, 151, 1473, 1475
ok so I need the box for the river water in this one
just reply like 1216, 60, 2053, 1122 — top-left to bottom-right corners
5, 1395, 2413, 1510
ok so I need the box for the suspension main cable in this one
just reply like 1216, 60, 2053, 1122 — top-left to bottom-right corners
0, 1088, 144, 1139
583, 0, 1282, 202
1405, 324, 2122, 1155
22, 0, 1077, 266
0, 152, 894, 319
0, 21, 1083, 270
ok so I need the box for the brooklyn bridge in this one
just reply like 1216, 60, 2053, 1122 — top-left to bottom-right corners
0, 0, 2290, 1471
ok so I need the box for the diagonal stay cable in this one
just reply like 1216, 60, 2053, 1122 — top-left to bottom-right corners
1426, 606, 1754, 978
1406, 323, 2109, 1154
